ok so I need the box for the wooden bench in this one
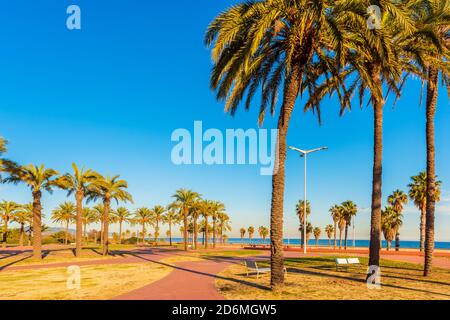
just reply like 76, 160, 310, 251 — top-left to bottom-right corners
335, 258, 361, 271
244, 260, 287, 279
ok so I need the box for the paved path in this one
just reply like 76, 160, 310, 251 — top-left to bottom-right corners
114, 259, 231, 300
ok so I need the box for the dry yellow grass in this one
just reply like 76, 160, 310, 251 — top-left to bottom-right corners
216, 257, 450, 300
0, 262, 172, 300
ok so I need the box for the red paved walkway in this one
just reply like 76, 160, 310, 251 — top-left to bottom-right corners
114, 259, 231, 300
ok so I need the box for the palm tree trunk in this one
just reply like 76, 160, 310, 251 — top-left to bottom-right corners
333, 222, 337, 250
75, 190, 83, 257
19, 223, 24, 247
204, 217, 209, 249
339, 228, 342, 249
2, 220, 8, 248
83, 222, 87, 243
102, 198, 111, 256
395, 231, 400, 252
368, 65, 383, 268
212, 219, 216, 248
270, 65, 301, 291
344, 223, 348, 250
142, 224, 145, 244
424, 67, 438, 276
183, 208, 188, 251
169, 222, 172, 246
32, 190, 42, 260
300, 224, 304, 249
193, 218, 198, 249
119, 221, 123, 244
420, 207, 426, 252
65, 220, 69, 245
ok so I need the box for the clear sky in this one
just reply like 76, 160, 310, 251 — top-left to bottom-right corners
0, 0, 449, 241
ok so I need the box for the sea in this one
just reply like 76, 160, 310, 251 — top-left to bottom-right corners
167, 238, 450, 250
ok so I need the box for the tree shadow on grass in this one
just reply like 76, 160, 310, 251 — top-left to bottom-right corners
286, 266, 450, 298
126, 252, 271, 292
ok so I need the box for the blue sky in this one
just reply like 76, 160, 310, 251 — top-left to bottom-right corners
0, 0, 449, 241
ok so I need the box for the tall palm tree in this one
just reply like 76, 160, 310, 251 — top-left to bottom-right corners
151, 205, 166, 245
313, 227, 321, 246
113, 207, 132, 244
387, 190, 408, 251
86, 175, 133, 255
404, 0, 449, 276
14, 203, 33, 247
239, 228, 246, 243
259, 226, 269, 242
92, 204, 104, 245
381, 206, 398, 251
0, 201, 21, 247
52, 202, 76, 245
218, 212, 231, 244
341, 201, 357, 250
4, 164, 61, 260
408, 172, 441, 252
332, 0, 421, 269
134, 207, 153, 245
325, 224, 334, 247
171, 189, 200, 251
206, 0, 354, 290
296, 200, 311, 249
248, 226, 255, 243
210, 201, 225, 248
164, 206, 178, 246
82, 207, 97, 242
329, 205, 341, 250
57, 164, 100, 256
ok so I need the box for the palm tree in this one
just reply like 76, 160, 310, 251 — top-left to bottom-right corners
239, 228, 246, 243
200, 200, 212, 249
151, 205, 166, 245
325, 225, 334, 247
189, 201, 203, 249
5, 164, 61, 260
403, 0, 450, 276
86, 175, 133, 255
134, 207, 153, 245
304, 222, 313, 244
218, 212, 231, 244
248, 226, 255, 243
57, 164, 100, 256
408, 172, 441, 252
52, 202, 76, 245
92, 204, 104, 245
164, 207, 178, 246
333, 0, 421, 269
381, 206, 398, 251
329, 205, 341, 250
171, 189, 200, 251
313, 227, 321, 246
341, 201, 357, 250
387, 190, 408, 251
210, 201, 225, 248
0, 201, 21, 247
206, 0, 354, 290
296, 200, 311, 249
113, 207, 132, 244
13, 203, 33, 246
259, 226, 269, 242
82, 207, 97, 242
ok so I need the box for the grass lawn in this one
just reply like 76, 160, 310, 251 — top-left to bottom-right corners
216, 256, 450, 300
0, 247, 131, 269
0, 262, 172, 300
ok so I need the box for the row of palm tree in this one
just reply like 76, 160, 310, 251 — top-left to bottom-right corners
206, 0, 449, 289
239, 226, 269, 242
328, 201, 358, 250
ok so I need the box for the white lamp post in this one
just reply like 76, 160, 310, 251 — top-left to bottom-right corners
289, 146, 328, 254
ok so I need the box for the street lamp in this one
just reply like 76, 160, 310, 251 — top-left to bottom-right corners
289, 146, 328, 254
